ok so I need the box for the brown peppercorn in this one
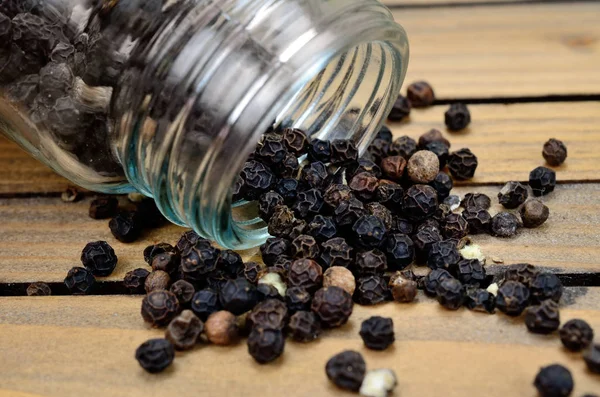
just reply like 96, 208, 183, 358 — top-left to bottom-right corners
287, 311, 321, 342
542, 138, 567, 166
165, 310, 204, 350
141, 290, 181, 327
323, 184, 354, 210
407, 81, 435, 108
380, 156, 407, 181
366, 202, 393, 230
418, 129, 450, 149
498, 181, 529, 209
525, 300, 560, 334
407, 150, 439, 184
287, 258, 323, 292
389, 272, 417, 303
204, 310, 239, 345
311, 286, 354, 328
244, 261, 266, 284
376, 180, 404, 210
26, 282, 51, 296
520, 199, 550, 228
349, 172, 379, 201
248, 299, 289, 330
323, 266, 356, 296
504, 263, 539, 287
290, 234, 320, 259
170, 280, 195, 305
145, 270, 171, 293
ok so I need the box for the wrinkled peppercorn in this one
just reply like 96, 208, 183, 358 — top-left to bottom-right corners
418, 129, 450, 149
323, 184, 353, 209
442, 213, 469, 239
583, 344, 600, 374
80, 241, 117, 277
349, 172, 379, 201
360, 316, 395, 351
376, 126, 393, 142
425, 141, 449, 168
407, 150, 439, 184
307, 138, 332, 163
376, 180, 404, 210
349, 159, 382, 179
525, 300, 560, 334
388, 95, 411, 120
123, 268, 150, 293
461, 207, 491, 234
456, 259, 486, 286
403, 184, 438, 221
367, 138, 390, 163
407, 81, 435, 108
436, 278, 464, 310
89, 196, 118, 219
559, 319, 594, 352
176, 231, 204, 255
216, 250, 244, 279
366, 202, 393, 230
258, 191, 285, 221
286, 286, 312, 313
326, 350, 366, 391
191, 289, 221, 321
462, 193, 491, 210
380, 156, 406, 181
498, 181, 529, 209
464, 287, 496, 313
283, 128, 309, 155
26, 282, 51, 296
247, 327, 285, 364
430, 172, 453, 200
144, 242, 176, 265
165, 310, 203, 350
292, 188, 324, 220
268, 205, 306, 238
287, 311, 321, 342
64, 267, 96, 295
141, 290, 180, 327
301, 161, 329, 189
529, 166, 556, 197
275, 178, 302, 204
334, 197, 368, 229
534, 364, 574, 397
389, 273, 417, 303
135, 338, 175, 373
205, 310, 239, 345
355, 275, 388, 305
530, 272, 563, 303
257, 283, 283, 301
413, 226, 443, 263
219, 278, 259, 315
170, 280, 195, 305
352, 215, 387, 248
323, 266, 356, 295
319, 237, 354, 269
275, 151, 300, 178
444, 103, 471, 131
383, 233, 414, 270
491, 211, 520, 237
288, 258, 323, 292
152, 251, 180, 275
248, 299, 289, 330
447, 148, 478, 180
504, 263, 539, 287
239, 160, 276, 200
390, 216, 414, 235
427, 240, 461, 271
496, 281, 530, 316
260, 237, 290, 266
355, 249, 388, 275
145, 270, 171, 293
109, 211, 141, 243
520, 199, 550, 228
331, 139, 358, 165
424, 269, 454, 297
389, 136, 417, 159
180, 241, 220, 281
255, 134, 287, 166
306, 215, 337, 242
244, 262, 266, 284
543, 138, 567, 166
311, 286, 353, 327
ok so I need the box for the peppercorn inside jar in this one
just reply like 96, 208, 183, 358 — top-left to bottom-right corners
0, 0, 409, 249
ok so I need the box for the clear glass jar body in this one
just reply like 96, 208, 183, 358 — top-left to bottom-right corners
0, 0, 409, 249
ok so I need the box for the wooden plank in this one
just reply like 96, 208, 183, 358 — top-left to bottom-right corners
0, 292, 598, 397
394, 3, 600, 98
0, 183, 599, 284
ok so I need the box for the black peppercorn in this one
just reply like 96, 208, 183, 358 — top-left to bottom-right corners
288, 258, 323, 292
525, 299, 560, 334
436, 278, 464, 310
232, 176, 246, 202
490, 211, 520, 238
376, 126, 393, 142
64, 267, 96, 295
355, 249, 388, 275
355, 275, 388, 305
124, 268, 150, 293
287, 311, 321, 342
464, 287, 495, 313
325, 350, 366, 391
418, 129, 450, 149
559, 319, 594, 352
430, 172, 453, 200
412, 226, 443, 263
529, 166, 556, 196
275, 178, 301, 204
403, 184, 438, 221
152, 251, 180, 275
376, 180, 404, 210
498, 181, 529, 209
461, 193, 491, 210
367, 138, 390, 163
583, 344, 600, 374
352, 215, 387, 248
496, 281, 530, 316
423, 269, 454, 297
219, 278, 259, 315
520, 199, 550, 228
170, 280, 195, 305
143, 243, 176, 265
383, 233, 414, 270
256, 283, 283, 301
456, 259, 486, 286
390, 215, 414, 235
349, 172, 379, 201
292, 188, 324, 220
306, 215, 337, 242
141, 290, 181, 327
444, 103, 471, 131
461, 207, 491, 234
533, 364, 574, 397
359, 316, 395, 350
282, 128, 309, 155
80, 241, 117, 277
254, 134, 288, 166
135, 338, 175, 373
307, 138, 332, 163
26, 282, 51, 296
380, 156, 406, 181
319, 237, 354, 269
240, 160, 276, 200
258, 191, 285, 221
323, 184, 353, 209
425, 141, 449, 168
389, 135, 418, 159
366, 202, 393, 230
191, 288, 221, 321
165, 310, 204, 350
447, 148, 478, 180
334, 197, 368, 229
504, 263, 539, 287
301, 161, 329, 189
109, 211, 141, 243
311, 286, 354, 328
274, 152, 300, 179
427, 240, 461, 271
243, 261, 265, 284
268, 205, 306, 238
216, 250, 244, 279
180, 241, 220, 281
388, 95, 411, 120
247, 327, 285, 364
407, 81, 435, 108
286, 286, 312, 313
248, 299, 289, 330
260, 237, 291, 266
89, 196, 118, 219
349, 158, 382, 179
176, 231, 205, 255
543, 138, 567, 166
331, 139, 358, 166
441, 213, 469, 239
530, 272, 563, 303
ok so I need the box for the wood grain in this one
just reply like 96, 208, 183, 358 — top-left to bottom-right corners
0, 292, 598, 397
394, 2, 600, 98
0, 183, 599, 284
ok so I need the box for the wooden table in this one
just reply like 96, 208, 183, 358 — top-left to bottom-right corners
1, 1, 600, 396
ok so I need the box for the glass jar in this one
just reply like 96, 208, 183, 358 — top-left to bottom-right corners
0, 0, 409, 249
